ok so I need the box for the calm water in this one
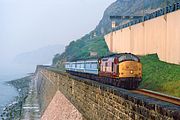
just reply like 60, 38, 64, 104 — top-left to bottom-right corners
0, 64, 36, 114
0, 80, 18, 114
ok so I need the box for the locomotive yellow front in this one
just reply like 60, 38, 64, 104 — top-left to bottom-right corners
118, 61, 142, 78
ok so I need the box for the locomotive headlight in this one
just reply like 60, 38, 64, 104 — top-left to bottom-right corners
130, 71, 133, 74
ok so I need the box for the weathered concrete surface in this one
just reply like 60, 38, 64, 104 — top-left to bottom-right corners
104, 10, 180, 65
41, 90, 83, 120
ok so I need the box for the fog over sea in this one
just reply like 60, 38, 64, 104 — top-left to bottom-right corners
0, 63, 36, 114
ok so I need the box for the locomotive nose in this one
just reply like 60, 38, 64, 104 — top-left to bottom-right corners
119, 61, 142, 78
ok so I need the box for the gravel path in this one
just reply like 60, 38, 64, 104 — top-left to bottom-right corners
21, 74, 82, 120
21, 75, 41, 120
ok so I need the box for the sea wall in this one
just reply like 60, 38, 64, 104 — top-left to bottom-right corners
36, 66, 180, 120
104, 10, 180, 65
36, 66, 58, 115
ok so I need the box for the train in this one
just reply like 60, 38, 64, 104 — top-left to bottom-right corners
65, 53, 142, 89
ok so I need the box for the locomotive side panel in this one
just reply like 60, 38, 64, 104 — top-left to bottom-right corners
99, 57, 118, 78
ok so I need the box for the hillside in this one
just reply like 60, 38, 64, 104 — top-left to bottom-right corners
94, 0, 177, 35
140, 54, 180, 97
53, 0, 178, 66
52, 0, 180, 97
53, 36, 110, 68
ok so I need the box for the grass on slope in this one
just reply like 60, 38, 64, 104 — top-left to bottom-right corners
53, 36, 110, 65
140, 54, 180, 97
53, 38, 180, 97
68, 37, 110, 61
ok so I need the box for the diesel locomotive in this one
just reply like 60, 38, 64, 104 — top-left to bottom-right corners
65, 53, 142, 89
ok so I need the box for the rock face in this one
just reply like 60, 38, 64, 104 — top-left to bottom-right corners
95, 0, 134, 35
94, 0, 176, 35
52, 0, 178, 66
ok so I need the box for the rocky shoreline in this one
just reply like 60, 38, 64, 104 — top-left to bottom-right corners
0, 75, 33, 120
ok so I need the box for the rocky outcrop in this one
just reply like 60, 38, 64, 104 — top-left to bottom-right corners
53, 0, 179, 66
94, 0, 168, 35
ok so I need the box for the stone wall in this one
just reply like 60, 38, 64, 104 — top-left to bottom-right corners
37, 67, 180, 120
36, 67, 58, 115
41, 90, 83, 120
104, 10, 180, 65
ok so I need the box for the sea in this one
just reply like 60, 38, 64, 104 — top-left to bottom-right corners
0, 64, 36, 115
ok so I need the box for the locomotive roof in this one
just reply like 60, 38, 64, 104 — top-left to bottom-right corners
100, 53, 140, 62
66, 59, 98, 63
66, 53, 139, 62
100, 53, 136, 59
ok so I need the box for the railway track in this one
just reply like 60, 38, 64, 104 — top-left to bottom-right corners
132, 89, 180, 106
43, 66, 180, 106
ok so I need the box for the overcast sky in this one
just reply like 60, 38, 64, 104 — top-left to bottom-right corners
0, 0, 115, 64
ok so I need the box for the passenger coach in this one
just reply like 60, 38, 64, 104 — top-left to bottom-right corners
65, 53, 142, 89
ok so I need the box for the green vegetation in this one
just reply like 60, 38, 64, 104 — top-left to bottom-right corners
53, 36, 111, 67
140, 54, 180, 97
53, 36, 180, 97
51, 0, 180, 98
52, 30, 180, 97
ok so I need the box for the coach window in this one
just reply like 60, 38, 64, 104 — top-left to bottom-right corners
89, 63, 92, 68
94, 63, 97, 69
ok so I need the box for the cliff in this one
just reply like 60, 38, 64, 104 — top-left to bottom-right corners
53, 0, 177, 66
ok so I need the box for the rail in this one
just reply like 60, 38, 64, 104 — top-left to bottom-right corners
39, 66, 180, 106
132, 89, 180, 106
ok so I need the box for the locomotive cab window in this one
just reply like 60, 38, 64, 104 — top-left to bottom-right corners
117, 65, 119, 74
119, 54, 139, 62
105, 62, 108, 67
112, 62, 114, 72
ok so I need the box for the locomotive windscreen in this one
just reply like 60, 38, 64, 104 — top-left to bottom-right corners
118, 54, 139, 62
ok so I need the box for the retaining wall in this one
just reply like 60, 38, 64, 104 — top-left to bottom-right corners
104, 10, 180, 64
36, 67, 180, 120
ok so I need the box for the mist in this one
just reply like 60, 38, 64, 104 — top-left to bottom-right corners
0, 0, 115, 75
